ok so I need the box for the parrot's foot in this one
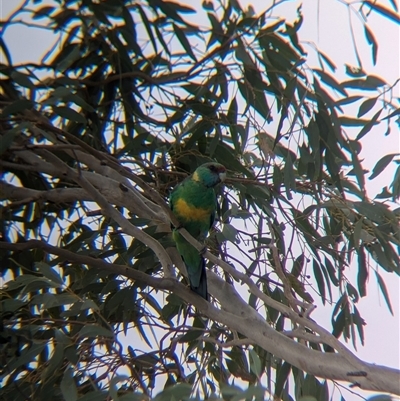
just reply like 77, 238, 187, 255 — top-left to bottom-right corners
199, 246, 207, 256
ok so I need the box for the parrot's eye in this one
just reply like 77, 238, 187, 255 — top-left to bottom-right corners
208, 165, 216, 172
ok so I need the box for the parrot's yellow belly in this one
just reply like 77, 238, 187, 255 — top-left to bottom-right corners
174, 198, 212, 222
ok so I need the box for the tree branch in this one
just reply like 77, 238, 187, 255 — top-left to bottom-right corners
34, 149, 173, 276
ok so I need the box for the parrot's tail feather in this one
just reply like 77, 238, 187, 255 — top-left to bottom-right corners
189, 259, 208, 301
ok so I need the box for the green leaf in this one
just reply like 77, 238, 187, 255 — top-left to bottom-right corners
23, 277, 61, 293
317, 50, 336, 72
214, 143, 253, 177
61, 367, 78, 401
55, 44, 81, 72
339, 116, 374, 126
382, 107, 400, 120
346, 282, 359, 303
119, 393, 147, 401
227, 97, 239, 151
77, 391, 107, 401
353, 218, 363, 249
335, 95, 363, 107
313, 69, 347, 96
375, 271, 393, 315
227, 97, 238, 126
342, 75, 386, 90
357, 97, 377, 117
109, 375, 130, 400
11, 70, 35, 89
66, 93, 96, 112
348, 141, 365, 194
369, 153, 398, 180
375, 186, 392, 199
137, 5, 158, 52
52, 106, 87, 123
353, 306, 365, 346
291, 255, 304, 278
357, 246, 368, 297
162, 1, 195, 14
78, 325, 114, 339
313, 260, 326, 304
356, 108, 382, 140
42, 340, 65, 381
1, 99, 33, 117
284, 153, 296, 199
319, 262, 333, 302
7, 342, 46, 372
249, 348, 262, 377
0, 128, 18, 156
0, 298, 26, 313
153, 383, 192, 401
391, 165, 400, 201
364, 25, 378, 65
353, 201, 386, 224
222, 223, 238, 243
364, 0, 400, 23
0, 37, 12, 65
36, 261, 64, 285
324, 257, 339, 287
275, 362, 291, 397
173, 24, 197, 61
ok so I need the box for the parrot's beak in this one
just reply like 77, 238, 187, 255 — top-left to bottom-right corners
219, 170, 226, 182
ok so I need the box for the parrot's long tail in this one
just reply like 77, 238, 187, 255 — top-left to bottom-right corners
188, 258, 208, 301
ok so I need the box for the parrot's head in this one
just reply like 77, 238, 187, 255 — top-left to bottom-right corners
193, 163, 226, 187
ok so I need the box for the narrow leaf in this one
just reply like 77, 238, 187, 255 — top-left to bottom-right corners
36, 261, 64, 285
1, 99, 33, 117
249, 348, 262, 377
356, 108, 382, 140
313, 69, 347, 96
313, 259, 326, 304
364, 25, 378, 65
78, 325, 114, 338
52, 106, 87, 123
357, 246, 368, 297
382, 107, 400, 120
61, 367, 78, 401
375, 271, 393, 315
11, 71, 35, 89
369, 153, 398, 180
275, 362, 292, 397
317, 50, 336, 72
364, 1, 400, 23
173, 24, 197, 61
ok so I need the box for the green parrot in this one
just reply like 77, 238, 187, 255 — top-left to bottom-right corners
170, 162, 226, 300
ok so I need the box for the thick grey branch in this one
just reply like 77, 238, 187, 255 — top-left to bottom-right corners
1, 181, 89, 203
7, 150, 167, 223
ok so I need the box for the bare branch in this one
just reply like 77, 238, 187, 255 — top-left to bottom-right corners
34, 149, 173, 276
